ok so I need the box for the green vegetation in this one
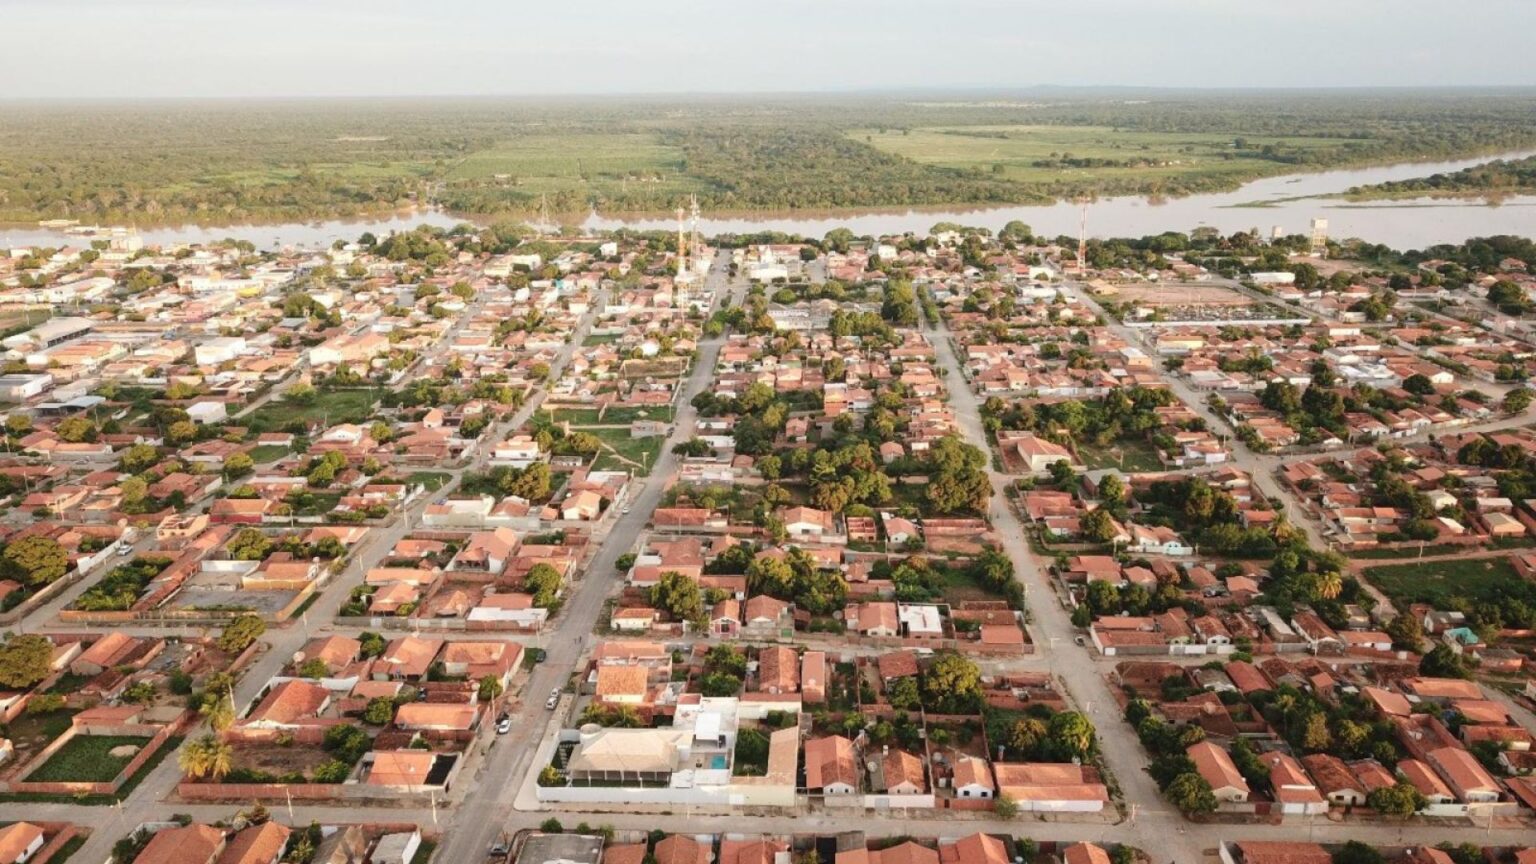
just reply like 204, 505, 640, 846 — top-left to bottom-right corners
26, 735, 153, 782
246, 388, 383, 434
6, 92, 1536, 225
1341, 154, 1536, 201
1363, 557, 1530, 609
72, 557, 172, 612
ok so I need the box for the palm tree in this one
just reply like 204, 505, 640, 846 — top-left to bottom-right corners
1316, 570, 1343, 601
179, 734, 233, 782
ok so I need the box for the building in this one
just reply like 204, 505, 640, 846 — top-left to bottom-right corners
1188, 741, 1249, 803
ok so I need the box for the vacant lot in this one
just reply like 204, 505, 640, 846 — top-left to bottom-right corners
589, 427, 662, 477
247, 389, 383, 433
1078, 439, 1165, 473
550, 405, 674, 425
26, 734, 152, 783
1363, 556, 1524, 608
1112, 283, 1251, 306
852, 125, 1348, 190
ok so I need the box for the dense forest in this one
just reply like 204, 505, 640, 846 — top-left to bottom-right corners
1341, 154, 1536, 200
3, 90, 1536, 225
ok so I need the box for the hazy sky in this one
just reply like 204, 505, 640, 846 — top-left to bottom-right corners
6, 0, 1534, 99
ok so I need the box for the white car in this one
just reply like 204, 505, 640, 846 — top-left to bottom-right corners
545, 688, 561, 710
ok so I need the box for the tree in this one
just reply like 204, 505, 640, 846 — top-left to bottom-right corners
700, 672, 741, 697
166, 420, 198, 445
218, 614, 266, 653
1047, 459, 1076, 488
1315, 570, 1343, 601
363, 697, 395, 726
1403, 374, 1436, 397
226, 528, 272, 561
886, 676, 921, 710
179, 734, 233, 781
1504, 387, 1533, 414
2, 535, 68, 588
1366, 782, 1425, 817
478, 675, 504, 702
56, 416, 95, 443
223, 452, 254, 479
1080, 508, 1118, 543
1165, 772, 1217, 813
119, 443, 161, 473
1008, 717, 1048, 757
746, 555, 796, 599
922, 652, 982, 714
0, 634, 55, 688
1420, 644, 1470, 679
993, 793, 1018, 819
1047, 711, 1098, 761
650, 570, 706, 626
1385, 613, 1425, 652
1331, 841, 1384, 864
358, 631, 386, 659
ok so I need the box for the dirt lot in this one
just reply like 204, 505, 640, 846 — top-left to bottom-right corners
1114, 282, 1251, 306
234, 742, 332, 776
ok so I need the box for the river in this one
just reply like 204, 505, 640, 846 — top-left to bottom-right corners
3, 151, 1534, 252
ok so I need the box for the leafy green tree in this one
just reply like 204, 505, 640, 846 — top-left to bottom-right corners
921, 652, 982, 714
1504, 387, 1533, 414
119, 443, 161, 473
1047, 711, 1098, 761
650, 570, 707, 626
1419, 644, 1471, 679
1366, 782, 1425, 817
223, 452, 254, 479
218, 614, 266, 653
2, 535, 68, 587
227, 528, 272, 561
363, 697, 396, 726
478, 675, 504, 702
0, 634, 55, 688
1165, 772, 1217, 813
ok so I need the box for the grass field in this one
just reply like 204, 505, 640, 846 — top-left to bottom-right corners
26, 735, 152, 783
550, 405, 674, 425
247, 388, 383, 433
1077, 439, 1165, 473
407, 471, 453, 492
589, 427, 663, 476
247, 444, 294, 464
851, 125, 1348, 189
1362, 557, 1523, 608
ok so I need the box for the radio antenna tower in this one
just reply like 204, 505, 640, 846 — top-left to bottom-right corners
1076, 197, 1089, 274
688, 194, 702, 265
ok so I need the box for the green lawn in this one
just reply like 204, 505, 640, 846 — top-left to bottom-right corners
246, 389, 383, 433
407, 471, 453, 492
550, 405, 674, 425
1362, 557, 1525, 608
851, 125, 1350, 188
26, 735, 152, 783
247, 444, 294, 464
444, 132, 699, 199
591, 429, 663, 477
1077, 439, 1165, 473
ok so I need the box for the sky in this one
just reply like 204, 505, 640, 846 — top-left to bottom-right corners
5, 0, 1535, 99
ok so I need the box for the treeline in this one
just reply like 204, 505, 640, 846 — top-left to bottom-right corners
1343, 155, 1536, 200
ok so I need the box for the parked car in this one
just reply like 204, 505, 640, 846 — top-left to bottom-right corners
545, 688, 561, 710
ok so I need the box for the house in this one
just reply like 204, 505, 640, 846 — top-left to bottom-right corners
1061, 845, 1112, 864
990, 763, 1108, 812
1300, 753, 1366, 806
951, 756, 994, 799
801, 651, 826, 704
880, 748, 927, 795
757, 646, 799, 694
594, 665, 650, 705
938, 834, 1008, 864
1000, 432, 1082, 476
220, 822, 291, 864
0, 823, 44, 864
838, 842, 938, 864
1188, 741, 1249, 803
845, 601, 899, 637
780, 506, 835, 539
245, 680, 330, 728
1258, 751, 1327, 815
1397, 759, 1456, 804
562, 490, 604, 521
804, 735, 858, 795
1425, 746, 1501, 803
652, 836, 712, 864
393, 702, 480, 733
132, 824, 225, 864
